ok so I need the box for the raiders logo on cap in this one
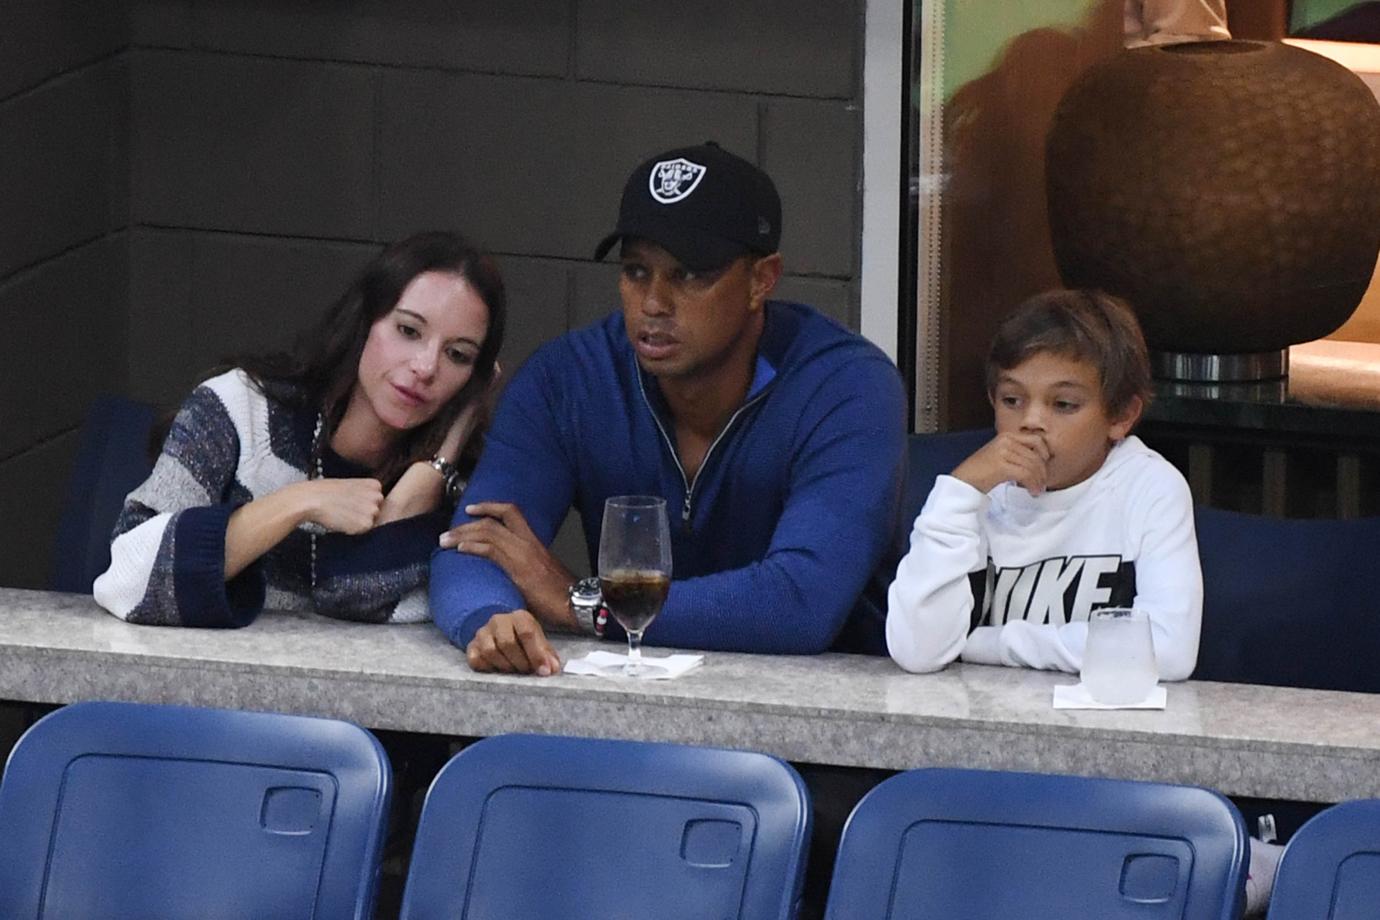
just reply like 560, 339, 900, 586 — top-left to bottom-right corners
648, 158, 707, 204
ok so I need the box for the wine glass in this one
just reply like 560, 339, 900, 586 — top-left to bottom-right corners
1080, 607, 1159, 704
597, 495, 673, 678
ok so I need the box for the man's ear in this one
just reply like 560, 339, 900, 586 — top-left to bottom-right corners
749, 253, 784, 309
1109, 394, 1144, 441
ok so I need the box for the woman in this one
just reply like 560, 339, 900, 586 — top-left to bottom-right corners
94, 231, 505, 627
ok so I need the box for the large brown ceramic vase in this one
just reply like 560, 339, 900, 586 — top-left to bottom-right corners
1047, 41, 1380, 380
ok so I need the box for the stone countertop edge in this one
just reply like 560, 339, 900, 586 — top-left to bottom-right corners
5, 587, 1380, 798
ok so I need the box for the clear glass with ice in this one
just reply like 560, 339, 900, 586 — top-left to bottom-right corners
1080, 607, 1159, 705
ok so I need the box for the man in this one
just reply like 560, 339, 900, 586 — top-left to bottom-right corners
430, 141, 906, 674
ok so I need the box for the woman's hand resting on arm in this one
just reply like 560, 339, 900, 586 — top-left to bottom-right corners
223, 478, 383, 580
223, 358, 501, 585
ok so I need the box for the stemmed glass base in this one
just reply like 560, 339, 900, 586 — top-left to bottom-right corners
598, 628, 669, 678
595, 659, 670, 679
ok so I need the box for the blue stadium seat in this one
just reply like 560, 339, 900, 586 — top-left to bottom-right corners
897, 429, 994, 552
50, 395, 158, 593
842, 428, 994, 655
883, 427, 993, 593
1193, 506, 1380, 692
400, 733, 811, 920
1267, 799, 1380, 919
825, 767, 1247, 920
0, 701, 391, 920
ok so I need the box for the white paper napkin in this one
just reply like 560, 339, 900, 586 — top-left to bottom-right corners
563, 650, 704, 680
1052, 682, 1167, 710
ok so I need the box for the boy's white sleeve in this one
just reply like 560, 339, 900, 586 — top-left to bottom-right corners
965, 464, 1202, 679
886, 476, 989, 672
1121, 468, 1202, 680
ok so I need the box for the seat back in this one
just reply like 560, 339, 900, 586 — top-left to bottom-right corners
837, 428, 994, 654
1268, 799, 1380, 919
875, 427, 993, 594
825, 767, 1246, 920
0, 701, 391, 920
835, 427, 994, 655
897, 429, 994, 551
400, 733, 811, 920
51, 395, 158, 593
1193, 506, 1380, 691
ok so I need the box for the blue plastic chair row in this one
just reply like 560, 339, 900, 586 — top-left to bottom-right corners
0, 703, 811, 920
0, 700, 1270, 920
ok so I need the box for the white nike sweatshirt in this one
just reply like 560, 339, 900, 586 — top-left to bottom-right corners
886, 436, 1202, 680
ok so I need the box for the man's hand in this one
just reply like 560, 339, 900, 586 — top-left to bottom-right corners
466, 610, 562, 676
951, 432, 1051, 495
439, 501, 578, 629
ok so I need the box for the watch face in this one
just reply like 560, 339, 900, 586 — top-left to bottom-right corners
571, 577, 602, 604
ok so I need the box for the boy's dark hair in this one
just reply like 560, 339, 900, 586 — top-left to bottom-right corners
986, 289, 1152, 419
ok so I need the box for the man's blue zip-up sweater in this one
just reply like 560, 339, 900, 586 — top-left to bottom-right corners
431, 301, 907, 655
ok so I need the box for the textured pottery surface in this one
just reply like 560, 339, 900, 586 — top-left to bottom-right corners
1047, 40, 1380, 353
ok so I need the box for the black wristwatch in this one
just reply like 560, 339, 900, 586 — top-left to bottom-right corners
569, 576, 608, 637
428, 455, 464, 503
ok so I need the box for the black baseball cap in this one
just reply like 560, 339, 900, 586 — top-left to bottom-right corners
594, 141, 782, 272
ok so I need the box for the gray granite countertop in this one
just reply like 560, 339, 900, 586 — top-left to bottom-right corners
2, 588, 1377, 803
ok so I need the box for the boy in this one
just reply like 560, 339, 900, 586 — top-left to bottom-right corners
887, 289, 1201, 678
885, 288, 1279, 915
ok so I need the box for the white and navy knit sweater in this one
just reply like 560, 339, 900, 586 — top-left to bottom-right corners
94, 369, 444, 627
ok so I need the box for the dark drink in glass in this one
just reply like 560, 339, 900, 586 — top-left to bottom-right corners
597, 496, 673, 677
600, 569, 671, 633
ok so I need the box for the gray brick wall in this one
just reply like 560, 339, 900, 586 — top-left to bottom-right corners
0, 0, 866, 589
125, 0, 865, 404
0, 2, 129, 589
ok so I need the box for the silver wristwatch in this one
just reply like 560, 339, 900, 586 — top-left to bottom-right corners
569, 576, 607, 637
428, 455, 464, 503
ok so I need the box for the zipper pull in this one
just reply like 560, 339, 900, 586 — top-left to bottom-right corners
682, 492, 692, 523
